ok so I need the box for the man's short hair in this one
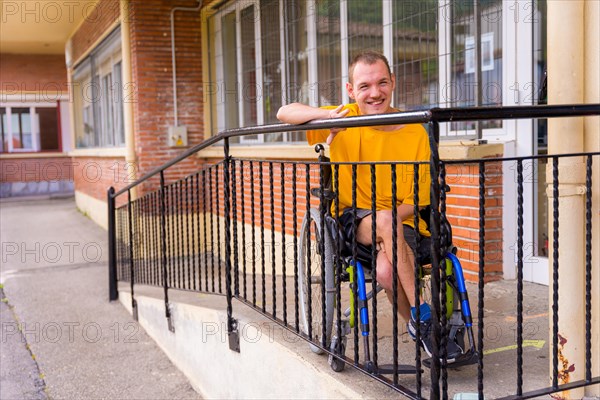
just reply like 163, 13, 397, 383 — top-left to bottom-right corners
348, 51, 392, 83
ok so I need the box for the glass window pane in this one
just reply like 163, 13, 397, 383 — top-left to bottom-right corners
347, 1, 383, 62
285, 0, 308, 104
222, 10, 239, 132
449, 0, 502, 131
71, 29, 122, 149
392, 0, 438, 110
38, 108, 60, 151
284, 0, 308, 142
207, 15, 218, 136
92, 74, 103, 146
102, 73, 114, 146
261, 0, 284, 142
241, 5, 258, 128
534, 0, 548, 257
82, 104, 94, 148
113, 61, 125, 145
12, 108, 31, 150
316, 0, 342, 106
261, 0, 281, 124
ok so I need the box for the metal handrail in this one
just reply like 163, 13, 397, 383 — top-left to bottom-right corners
108, 102, 600, 399
111, 104, 600, 197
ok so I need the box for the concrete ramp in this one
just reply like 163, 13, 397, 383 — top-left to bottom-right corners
119, 285, 398, 399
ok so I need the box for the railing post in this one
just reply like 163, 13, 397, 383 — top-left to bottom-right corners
428, 120, 441, 400
127, 189, 138, 321
160, 172, 175, 332
108, 187, 118, 301
223, 137, 240, 352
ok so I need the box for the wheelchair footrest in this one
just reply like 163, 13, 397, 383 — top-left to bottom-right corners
375, 363, 420, 375
422, 349, 479, 369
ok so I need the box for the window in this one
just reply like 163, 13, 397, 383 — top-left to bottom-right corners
205, 0, 505, 144
72, 27, 124, 148
444, 0, 503, 134
391, 0, 439, 109
315, 0, 342, 106
0, 106, 60, 153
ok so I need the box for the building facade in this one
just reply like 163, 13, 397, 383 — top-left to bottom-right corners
1, 0, 598, 284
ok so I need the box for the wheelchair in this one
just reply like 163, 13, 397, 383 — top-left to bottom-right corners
297, 145, 478, 373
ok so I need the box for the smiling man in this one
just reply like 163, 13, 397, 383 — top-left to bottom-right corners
277, 51, 462, 361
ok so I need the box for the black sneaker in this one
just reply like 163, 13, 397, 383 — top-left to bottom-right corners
408, 318, 464, 363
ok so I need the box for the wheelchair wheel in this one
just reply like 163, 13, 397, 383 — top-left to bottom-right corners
298, 208, 335, 354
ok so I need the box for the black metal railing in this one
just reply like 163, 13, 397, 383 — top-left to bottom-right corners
108, 104, 600, 399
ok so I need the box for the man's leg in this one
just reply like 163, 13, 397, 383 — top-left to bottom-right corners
356, 209, 416, 321
375, 248, 411, 321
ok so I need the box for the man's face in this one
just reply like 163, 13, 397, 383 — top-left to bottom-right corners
346, 60, 395, 115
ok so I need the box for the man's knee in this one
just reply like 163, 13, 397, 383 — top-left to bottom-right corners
375, 251, 393, 289
376, 210, 406, 240
376, 264, 393, 290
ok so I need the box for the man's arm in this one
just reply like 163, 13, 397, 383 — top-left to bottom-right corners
277, 103, 349, 125
397, 203, 423, 222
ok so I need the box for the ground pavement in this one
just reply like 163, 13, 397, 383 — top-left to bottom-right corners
0, 197, 200, 399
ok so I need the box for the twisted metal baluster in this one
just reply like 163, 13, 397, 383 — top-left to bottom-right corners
391, 164, 399, 384
185, 177, 191, 290
280, 162, 287, 325
270, 162, 277, 318
202, 170, 209, 292
585, 155, 593, 382
216, 167, 222, 294
177, 180, 183, 289
169, 185, 176, 288
305, 163, 313, 340
209, 168, 215, 293
413, 162, 422, 394
440, 162, 448, 396
260, 162, 266, 313
292, 163, 299, 333
517, 160, 524, 396
478, 161, 486, 399
334, 163, 343, 360
194, 173, 200, 291
552, 156, 559, 389
370, 163, 379, 374
250, 161, 257, 307
240, 161, 247, 300
351, 164, 359, 364
232, 159, 239, 297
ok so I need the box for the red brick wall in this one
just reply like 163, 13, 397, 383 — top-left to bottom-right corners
0, 54, 68, 94
69, 0, 120, 63
445, 161, 503, 282
69, 0, 204, 201
129, 0, 204, 195
72, 157, 131, 207
0, 157, 74, 183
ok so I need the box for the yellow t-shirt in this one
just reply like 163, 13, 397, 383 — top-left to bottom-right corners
307, 103, 431, 236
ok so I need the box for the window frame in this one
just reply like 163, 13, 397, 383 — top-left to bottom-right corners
71, 27, 124, 149
205, 0, 510, 144
0, 103, 60, 154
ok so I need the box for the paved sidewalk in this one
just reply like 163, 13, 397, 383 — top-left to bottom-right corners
0, 197, 200, 400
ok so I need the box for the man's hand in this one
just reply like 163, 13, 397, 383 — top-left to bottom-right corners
326, 104, 350, 144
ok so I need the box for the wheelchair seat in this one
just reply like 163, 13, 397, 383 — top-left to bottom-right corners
311, 143, 452, 270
